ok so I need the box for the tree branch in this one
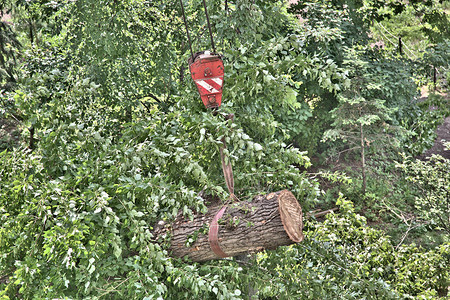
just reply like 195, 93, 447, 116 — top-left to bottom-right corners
142, 93, 162, 103
138, 93, 163, 113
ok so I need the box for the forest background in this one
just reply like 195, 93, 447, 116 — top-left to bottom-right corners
0, 0, 449, 299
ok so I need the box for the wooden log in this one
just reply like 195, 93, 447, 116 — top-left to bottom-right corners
156, 190, 303, 262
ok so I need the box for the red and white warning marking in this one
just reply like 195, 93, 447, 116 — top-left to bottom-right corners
195, 77, 223, 94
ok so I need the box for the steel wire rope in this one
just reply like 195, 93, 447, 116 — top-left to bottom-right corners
375, 23, 415, 60
202, 0, 217, 53
179, 0, 218, 55
375, 21, 416, 59
179, 0, 194, 60
377, 21, 417, 59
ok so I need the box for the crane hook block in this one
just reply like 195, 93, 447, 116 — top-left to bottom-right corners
189, 51, 224, 109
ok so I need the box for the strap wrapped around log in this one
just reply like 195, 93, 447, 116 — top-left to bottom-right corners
208, 206, 229, 258
156, 190, 303, 262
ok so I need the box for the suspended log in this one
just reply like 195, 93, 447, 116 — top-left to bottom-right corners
155, 190, 303, 262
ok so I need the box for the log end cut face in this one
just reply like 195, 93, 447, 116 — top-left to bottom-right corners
277, 190, 304, 243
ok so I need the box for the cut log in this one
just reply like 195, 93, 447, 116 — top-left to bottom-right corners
156, 190, 303, 262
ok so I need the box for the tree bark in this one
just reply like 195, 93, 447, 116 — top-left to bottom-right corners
155, 190, 303, 262
29, 126, 35, 151
360, 123, 366, 195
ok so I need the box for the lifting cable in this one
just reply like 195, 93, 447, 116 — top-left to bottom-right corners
202, 0, 216, 53
179, 0, 194, 59
179, 0, 235, 259
178, 0, 217, 55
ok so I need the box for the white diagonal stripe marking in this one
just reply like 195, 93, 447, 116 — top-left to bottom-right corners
196, 80, 219, 93
211, 78, 223, 86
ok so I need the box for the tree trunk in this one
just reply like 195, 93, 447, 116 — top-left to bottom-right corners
29, 126, 35, 150
433, 66, 437, 91
360, 123, 366, 194
155, 190, 303, 262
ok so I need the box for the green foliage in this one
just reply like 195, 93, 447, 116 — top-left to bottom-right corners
0, 105, 315, 299
369, 0, 449, 53
256, 197, 449, 298
421, 7, 450, 44
0, 0, 449, 298
397, 147, 450, 235
0, 2, 317, 298
322, 47, 397, 193
423, 39, 450, 69
368, 0, 449, 93
0, 12, 20, 90
400, 93, 450, 155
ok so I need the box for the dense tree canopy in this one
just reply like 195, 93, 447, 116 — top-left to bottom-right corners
0, 0, 449, 299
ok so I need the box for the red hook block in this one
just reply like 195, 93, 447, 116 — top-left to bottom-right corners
189, 51, 224, 109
